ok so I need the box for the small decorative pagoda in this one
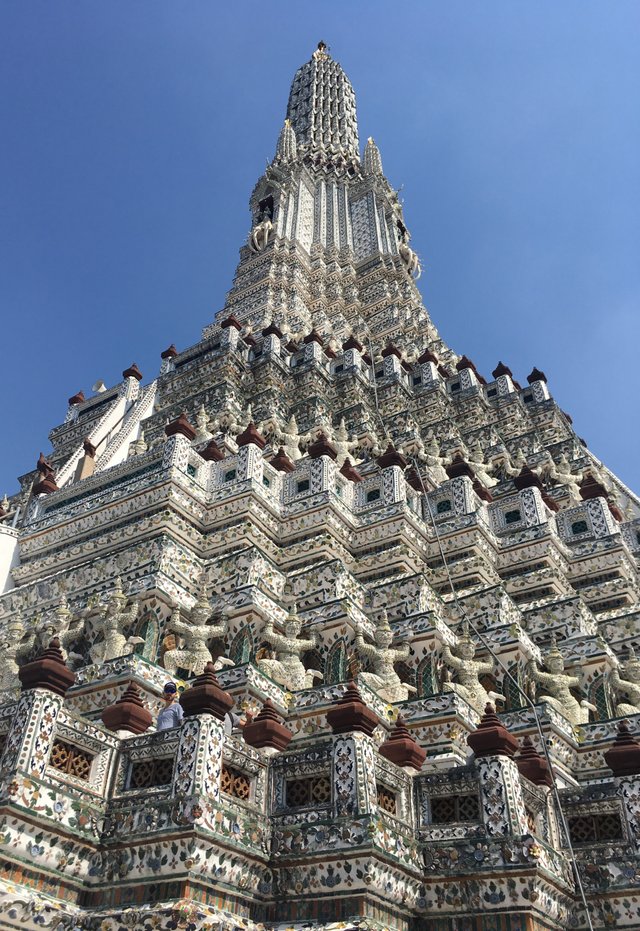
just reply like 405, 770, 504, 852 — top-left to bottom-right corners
0, 41, 639, 931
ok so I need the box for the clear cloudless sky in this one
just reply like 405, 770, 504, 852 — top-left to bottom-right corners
0, 1, 638, 494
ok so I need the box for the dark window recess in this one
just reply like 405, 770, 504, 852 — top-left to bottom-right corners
412, 375, 422, 386
377, 784, 397, 815
505, 509, 522, 525
523, 392, 534, 404
251, 348, 263, 360
450, 382, 461, 393
636, 531, 640, 547
431, 793, 480, 823
224, 469, 237, 482
487, 387, 498, 398
221, 765, 251, 800
128, 757, 174, 789
297, 479, 310, 494
50, 740, 94, 782
436, 499, 452, 514
262, 476, 271, 488
366, 488, 381, 503
571, 520, 589, 535
568, 812, 623, 844
375, 368, 384, 379
186, 464, 197, 478
286, 774, 331, 808
333, 364, 344, 374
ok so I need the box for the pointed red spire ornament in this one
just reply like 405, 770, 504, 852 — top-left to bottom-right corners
122, 363, 143, 381
340, 458, 363, 483
161, 344, 178, 359
417, 348, 439, 365
342, 334, 363, 352
516, 736, 553, 787
236, 422, 267, 449
405, 467, 424, 492
165, 412, 197, 441
604, 720, 640, 777
101, 682, 153, 735
492, 361, 513, 379
527, 367, 547, 384
68, 391, 85, 405
308, 431, 338, 460
467, 704, 519, 759
377, 443, 407, 470
513, 466, 543, 491
326, 681, 379, 736
270, 447, 296, 473
19, 638, 76, 697
379, 715, 426, 771
179, 663, 234, 721
243, 699, 292, 752
199, 438, 225, 462
220, 313, 242, 331
303, 328, 324, 346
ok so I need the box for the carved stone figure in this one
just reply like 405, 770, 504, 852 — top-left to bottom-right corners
250, 216, 273, 253
261, 414, 310, 462
354, 610, 415, 703
488, 446, 518, 481
257, 604, 321, 690
328, 418, 360, 466
463, 441, 497, 488
90, 578, 141, 665
609, 648, 640, 717
422, 434, 449, 485
43, 593, 85, 667
527, 636, 594, 725
164, 586, 232, 677
536, 452, 581, 501
194, 405, 213, 442
441, 622, 504, 713
0, 615, 30, 690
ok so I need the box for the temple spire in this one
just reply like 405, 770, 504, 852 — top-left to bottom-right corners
274, 119, 297, 164
285, 41, 359, 162
363, 137, 383, 177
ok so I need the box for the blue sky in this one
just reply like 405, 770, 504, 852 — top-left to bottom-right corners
1, 1, 638, 494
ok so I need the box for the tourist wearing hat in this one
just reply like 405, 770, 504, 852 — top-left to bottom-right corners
156, 681, 184, 731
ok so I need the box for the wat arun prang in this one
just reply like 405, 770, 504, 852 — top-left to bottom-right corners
0, 41, 639, 931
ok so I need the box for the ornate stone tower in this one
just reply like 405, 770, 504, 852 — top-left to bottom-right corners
0, 42, 639, 931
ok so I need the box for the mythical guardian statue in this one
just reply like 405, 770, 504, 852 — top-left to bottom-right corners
441, 622, 504, 713
354, 610, 416, 703
164, 585, 232, 677
527, 636, 594, 726
89, 578, 141, 665
609, 648, 640, 717
257, 604, 322, 691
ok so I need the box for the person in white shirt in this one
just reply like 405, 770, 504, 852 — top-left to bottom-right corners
156, 682, 184, 731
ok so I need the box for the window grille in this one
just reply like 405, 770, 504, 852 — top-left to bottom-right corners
49, 740, 94, 781
224, 469, 237, 482
505, 509, 522, 525
286, 774, 331, 808
568, 812, 623, 844
571, 520, 588, 535
186, 464, 197, 477
376, 784, 397, 815
366, 488, 381, 503
221, 765, 251, 800
431, 793, 479, 823
128, 756, 175, 789
436, 499, 452, 514
297, 479, 310, 494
